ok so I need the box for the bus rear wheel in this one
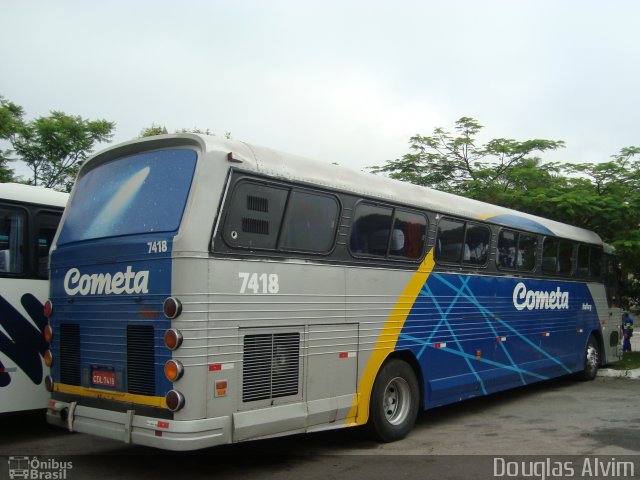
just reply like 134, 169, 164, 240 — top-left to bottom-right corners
366, 359, 419, 442
580, 334, 600, 381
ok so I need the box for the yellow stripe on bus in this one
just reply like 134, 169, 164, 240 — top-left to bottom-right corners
345, 249, 436, 426
54, 383, 168, 409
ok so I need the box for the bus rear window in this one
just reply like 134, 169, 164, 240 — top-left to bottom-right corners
57, 148, 197, 244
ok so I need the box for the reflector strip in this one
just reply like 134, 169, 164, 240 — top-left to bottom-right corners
577, 328, 584, 333
542, 332, 550, 337
339, 352, 356, 358
157, 421, 169, 429
209, 363, 234, 371
496, 336, 507, 342
434, 342, 447, 349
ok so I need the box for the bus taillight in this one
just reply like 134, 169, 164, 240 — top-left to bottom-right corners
165, 390, 185, 412
44, 350, 53, 367
45, 375, 54, 393
43, 299, 53, 318
164, 328, 183, 350
44, 324, 53, 344
163, 297, 182, 319
164, 360, 184, 382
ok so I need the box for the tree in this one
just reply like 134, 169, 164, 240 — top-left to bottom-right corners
370, 117, 565, 195
0, 96, 25, 182
139, 124, 232, 139
12, 111, 114, 191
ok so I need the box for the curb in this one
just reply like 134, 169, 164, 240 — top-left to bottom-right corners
597, 368, 640, 379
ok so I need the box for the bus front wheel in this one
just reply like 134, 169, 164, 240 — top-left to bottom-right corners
366, 359, 419, 442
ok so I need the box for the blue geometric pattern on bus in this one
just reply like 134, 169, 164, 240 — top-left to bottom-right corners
484, 214, 555, 236
0, 294, 47, 387
396, 273, 598, 407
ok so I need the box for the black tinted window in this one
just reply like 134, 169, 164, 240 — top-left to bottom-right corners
0, 207, 26, 274
558, 240, 574, 275
463, 223, 490, 265
389, 210, 427, 260
223, 183, 289, 250
497, 230, 517, 269
36, 211, 63, 278
518, 234, 537, 271
279, 191, 338, 253
350, 204, 393, 257
436, 218, 465, 263
542, 237, 559, 273
577, 244, 590, 277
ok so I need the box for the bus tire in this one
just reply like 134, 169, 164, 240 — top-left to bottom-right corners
580, 334, 600, 381
366, 359, 419, 442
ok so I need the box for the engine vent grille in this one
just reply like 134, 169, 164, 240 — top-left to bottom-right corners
126, 325, 155, 396
59, 323, 81, 386
242, 333, 300, 402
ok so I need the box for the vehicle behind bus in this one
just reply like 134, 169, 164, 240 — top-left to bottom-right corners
0, 183, 67, 414
46, 135, 623, 449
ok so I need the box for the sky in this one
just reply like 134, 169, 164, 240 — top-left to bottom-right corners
2, 0, 640, 176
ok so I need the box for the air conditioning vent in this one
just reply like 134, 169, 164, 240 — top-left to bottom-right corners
242, 217, 269, 235
242, 333, 300, 402
60, 323, 81, 386
247, 195, 269, 213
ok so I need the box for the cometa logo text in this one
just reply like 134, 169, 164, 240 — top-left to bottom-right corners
512, 282, 569, 311
64, 266, 150, 296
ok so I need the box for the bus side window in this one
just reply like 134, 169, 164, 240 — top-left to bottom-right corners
576, 244, 590, 277
349, 204, 393, 257
558, 240, 574, 275
463, 223, 490, 265
517, 234, 537, 271
279, 191, 339, 253
435, 218, 464, 263
389, 210, 427, 260
542, 237, 559, 274
0, 206, 26, 274
497, 230, 516, 269
223, 182, 289, 250
590, 246, 603, 278
36, 211, 63, 279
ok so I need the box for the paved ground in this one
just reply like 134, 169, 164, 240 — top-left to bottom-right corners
1, 375, 639, 479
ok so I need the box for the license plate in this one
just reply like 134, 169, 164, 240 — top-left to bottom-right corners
91, 370, 116, 387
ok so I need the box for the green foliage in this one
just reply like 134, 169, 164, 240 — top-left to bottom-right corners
139, 124, 168, 137
13, 111, 114, 192
0, 96, 25, 182
370, 117, 640, 305
140, 125, 231, 138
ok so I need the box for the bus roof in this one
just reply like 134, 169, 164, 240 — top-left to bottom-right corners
0, 183, 69, 208
83, 134, 604, 246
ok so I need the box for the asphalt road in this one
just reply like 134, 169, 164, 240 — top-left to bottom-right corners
1, 376, 639, 480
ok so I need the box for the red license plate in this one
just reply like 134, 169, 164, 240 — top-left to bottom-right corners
91, 370, 115, 387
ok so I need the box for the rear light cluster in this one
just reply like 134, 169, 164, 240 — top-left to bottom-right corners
163, 296, 185, 412
43, 299, 54, 392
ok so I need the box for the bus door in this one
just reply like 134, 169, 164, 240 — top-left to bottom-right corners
603, 254, 623, 362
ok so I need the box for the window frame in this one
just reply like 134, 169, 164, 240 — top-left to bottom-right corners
348, 200, 428, 263
496, 228, 539, 273
435, 217, 491, 268
220, 178, 341, 256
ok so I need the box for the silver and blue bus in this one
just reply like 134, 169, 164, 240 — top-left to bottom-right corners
0, 183, 67, 414
46, 134, 622, 449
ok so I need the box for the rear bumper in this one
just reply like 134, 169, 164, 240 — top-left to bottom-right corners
47, 400, 231, 451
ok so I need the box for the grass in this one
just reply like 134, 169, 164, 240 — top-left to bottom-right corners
611, 351, 640, 370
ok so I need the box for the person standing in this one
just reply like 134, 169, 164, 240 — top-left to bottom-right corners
622, 312, 634, 353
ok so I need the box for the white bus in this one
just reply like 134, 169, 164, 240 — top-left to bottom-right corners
0, 183, 67, 414
46, 135, 621, 449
